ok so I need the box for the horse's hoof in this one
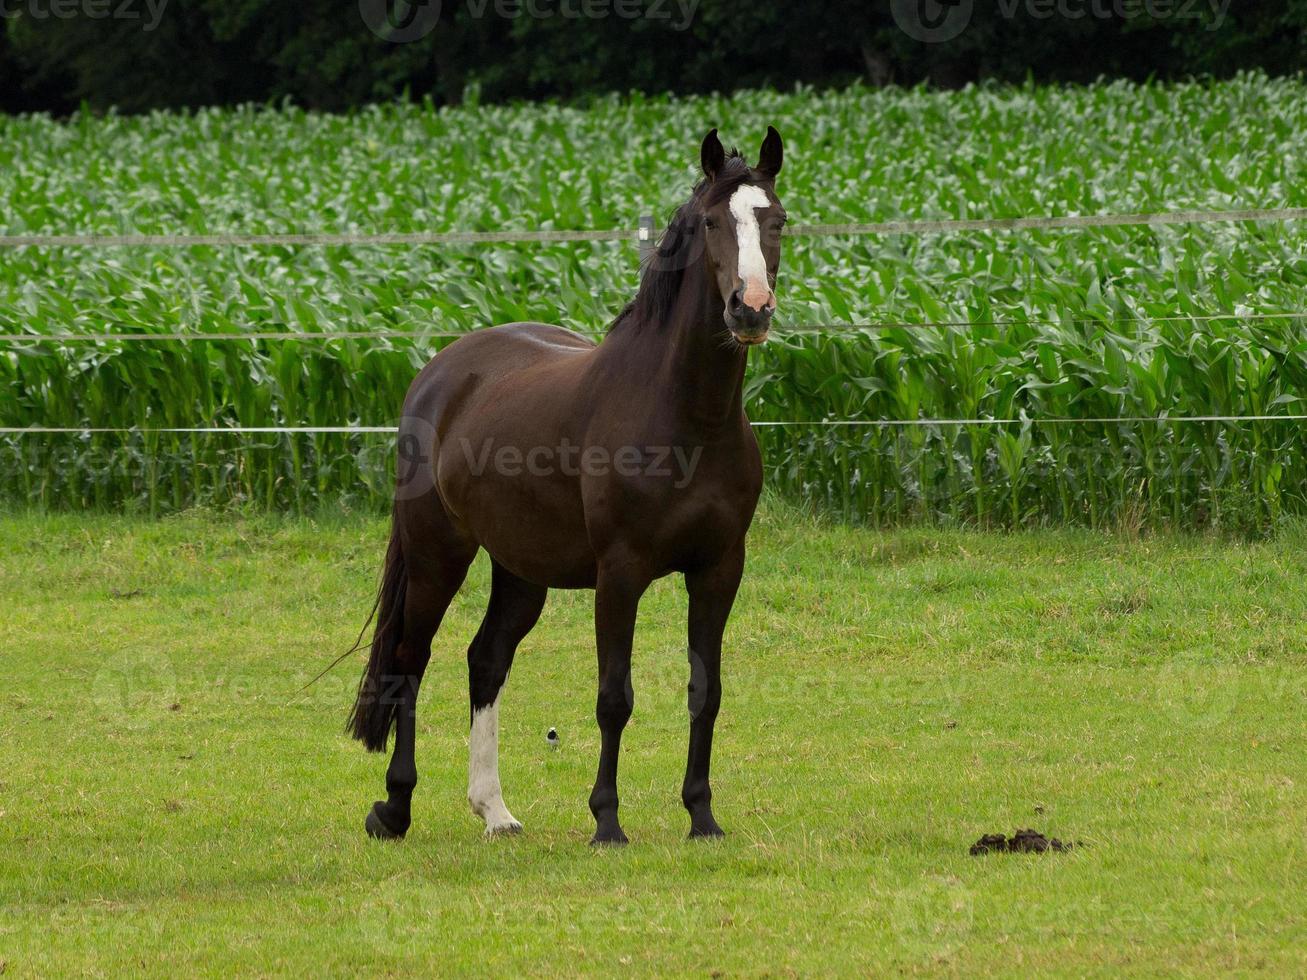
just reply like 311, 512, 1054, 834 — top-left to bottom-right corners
485, 820, 523, 837
365, 801, 407, 840
590, 827, 629, 846
689, 823, 726, 840
687, 808, 725, 838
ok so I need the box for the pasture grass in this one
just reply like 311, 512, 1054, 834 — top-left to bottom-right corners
1, 500, 1305, 975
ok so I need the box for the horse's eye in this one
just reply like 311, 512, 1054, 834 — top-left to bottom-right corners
704, 217, 718, 231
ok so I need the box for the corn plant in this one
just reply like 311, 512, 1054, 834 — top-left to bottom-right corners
4, 76, 1307, 529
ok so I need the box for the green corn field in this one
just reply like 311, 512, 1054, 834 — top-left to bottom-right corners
4, 74, 1307, 529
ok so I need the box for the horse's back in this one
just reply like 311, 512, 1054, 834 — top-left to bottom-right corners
403, 322, 594, 425
428, 322, 594, 376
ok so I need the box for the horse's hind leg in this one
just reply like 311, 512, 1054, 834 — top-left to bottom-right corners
363, 514, 476, 840
466, 560, 547, 835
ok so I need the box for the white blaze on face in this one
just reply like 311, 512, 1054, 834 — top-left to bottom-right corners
728, 184, 774, 312
467, 692, 521, 834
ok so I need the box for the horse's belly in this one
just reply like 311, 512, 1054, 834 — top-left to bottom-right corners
491, 539, 597, 589
477, 514, 597, 589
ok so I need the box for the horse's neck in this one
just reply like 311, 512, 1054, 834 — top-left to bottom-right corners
617, 261, 748, 433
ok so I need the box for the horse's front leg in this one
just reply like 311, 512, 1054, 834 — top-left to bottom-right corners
682, 541, 745, 838
588, 558, 649, 845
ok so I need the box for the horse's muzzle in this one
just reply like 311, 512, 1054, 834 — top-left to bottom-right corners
725, 286, 774, 344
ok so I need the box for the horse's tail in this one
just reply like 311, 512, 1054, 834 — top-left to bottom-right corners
347, 504, 408, 752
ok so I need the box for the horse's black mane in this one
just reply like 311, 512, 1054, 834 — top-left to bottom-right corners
609, 152, 757, 333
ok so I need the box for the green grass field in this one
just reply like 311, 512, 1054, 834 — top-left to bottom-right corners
2, 503, 1304, 974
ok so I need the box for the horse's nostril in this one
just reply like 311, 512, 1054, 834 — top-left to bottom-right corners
728, 289, 745, 314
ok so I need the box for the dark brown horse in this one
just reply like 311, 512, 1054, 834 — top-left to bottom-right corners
348, 128, 786, 845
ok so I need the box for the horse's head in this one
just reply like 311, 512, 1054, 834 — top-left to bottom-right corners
697, 127, 785, 346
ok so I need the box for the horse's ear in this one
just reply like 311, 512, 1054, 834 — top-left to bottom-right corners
756, 126, 783, 180
701, 128, 725, 182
